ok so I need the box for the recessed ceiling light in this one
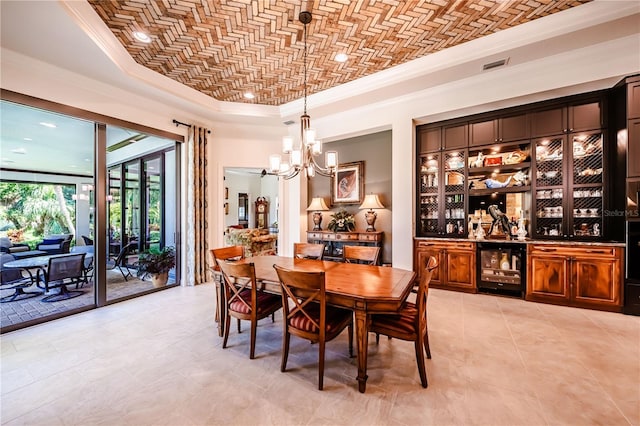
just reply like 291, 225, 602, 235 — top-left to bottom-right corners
11, 148, 27, 154
23, 137, 32, 141
133, 31, 152, 43
2, 159, 15, 164
244, 92, 255, 100
39, 122, 56, 128
335, 53, 348, 63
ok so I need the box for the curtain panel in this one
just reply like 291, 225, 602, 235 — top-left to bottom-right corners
186, 126, 209, 285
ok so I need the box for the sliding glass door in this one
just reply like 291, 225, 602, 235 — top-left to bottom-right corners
1, 92, 183, 332
105, 125, 178, 301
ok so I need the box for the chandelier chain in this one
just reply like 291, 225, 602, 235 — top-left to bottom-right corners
303, 17, 308, 116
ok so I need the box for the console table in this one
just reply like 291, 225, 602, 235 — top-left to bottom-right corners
307, 231, 384, 264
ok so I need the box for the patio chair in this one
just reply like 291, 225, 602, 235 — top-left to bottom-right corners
106, 241, 137, 281
38, 253, 86, 302
36, 234, 72, 255
0, 253, 43, 303
70, 245, 94, 286
0, 237, 30, 254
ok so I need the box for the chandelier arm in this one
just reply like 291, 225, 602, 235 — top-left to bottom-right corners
308, 153, 333, 175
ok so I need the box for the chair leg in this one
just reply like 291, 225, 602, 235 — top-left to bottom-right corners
222, 313, 231, 349
415, 336, 428, 388
281, 330, 290, 372
375, 333, 380, 344
249, 318, 258, 359
237, 318, 242, 333
424, 328, 432, 359
318, 339, 326, 390
117, 265, 130, 281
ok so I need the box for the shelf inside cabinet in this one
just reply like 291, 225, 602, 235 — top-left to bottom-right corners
468, 162, 531, 176
469, 185, 530, 196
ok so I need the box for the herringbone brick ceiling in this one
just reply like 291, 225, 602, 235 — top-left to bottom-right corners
88, 0, 589, 106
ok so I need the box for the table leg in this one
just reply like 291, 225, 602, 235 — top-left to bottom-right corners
354, 309, 369, 393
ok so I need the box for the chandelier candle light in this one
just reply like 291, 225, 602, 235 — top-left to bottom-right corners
268, 11, 338, 179
359, 194, 385, 232
306, 197, 330, 231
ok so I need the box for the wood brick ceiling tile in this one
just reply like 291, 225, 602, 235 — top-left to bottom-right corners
88, 0, 590, 106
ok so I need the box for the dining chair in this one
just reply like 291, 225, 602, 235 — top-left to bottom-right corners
0, 253, 42, 303
369, 255, 438, 388
38, 253, 86, 303
293, 242, 325, 260
217, 260, 282, 359
343, 245, 380, 265
273, 264, 353, 390
210, 246, 246, 335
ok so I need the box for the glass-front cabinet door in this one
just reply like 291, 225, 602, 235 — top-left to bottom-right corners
532, 132, 604, 239
532, 136, 565, 238
571, 132, 604, 238
417, 150, 466, 237
443, 150, 466, 236
418, 153, 440, 236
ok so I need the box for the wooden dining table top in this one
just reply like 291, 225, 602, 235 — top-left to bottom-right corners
234, 255, 416, 313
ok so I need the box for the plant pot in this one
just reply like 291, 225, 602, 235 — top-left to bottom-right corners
151, 272, 168, 288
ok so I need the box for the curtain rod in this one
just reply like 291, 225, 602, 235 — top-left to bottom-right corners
172, 119, 211, 134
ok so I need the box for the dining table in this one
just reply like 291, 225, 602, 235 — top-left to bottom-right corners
219, 255, 416, 393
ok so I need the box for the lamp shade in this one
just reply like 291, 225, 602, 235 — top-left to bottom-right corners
359, 194, 385, 210
306, 197, 330, 211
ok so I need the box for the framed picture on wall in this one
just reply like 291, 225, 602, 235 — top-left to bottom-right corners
331, 161, 364, 205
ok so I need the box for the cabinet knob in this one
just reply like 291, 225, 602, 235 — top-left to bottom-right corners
563, 128, 568, 133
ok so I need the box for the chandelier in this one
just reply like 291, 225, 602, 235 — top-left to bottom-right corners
268, 11, 338, 179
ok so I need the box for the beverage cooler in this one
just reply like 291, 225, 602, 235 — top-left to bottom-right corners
477, 242, 526, 297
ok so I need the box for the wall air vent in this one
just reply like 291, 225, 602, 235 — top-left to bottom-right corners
283, 120, 295, 125
482, 58, 509, 71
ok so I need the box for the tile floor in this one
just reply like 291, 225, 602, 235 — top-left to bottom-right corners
1, 283, 638, 425
1, 270, 174, 330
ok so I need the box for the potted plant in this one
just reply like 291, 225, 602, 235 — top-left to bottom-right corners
136, 246, 176, 288
327, 209, 356, 232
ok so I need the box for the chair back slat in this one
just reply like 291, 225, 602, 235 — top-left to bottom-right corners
217, 260, 256, 313
293, 243, 325, 260
343, 245, 380, 265
273, 265, 326, 337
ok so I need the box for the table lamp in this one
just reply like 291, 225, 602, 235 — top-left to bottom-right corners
306, 197, 330, 231
359, 194, 385, 232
